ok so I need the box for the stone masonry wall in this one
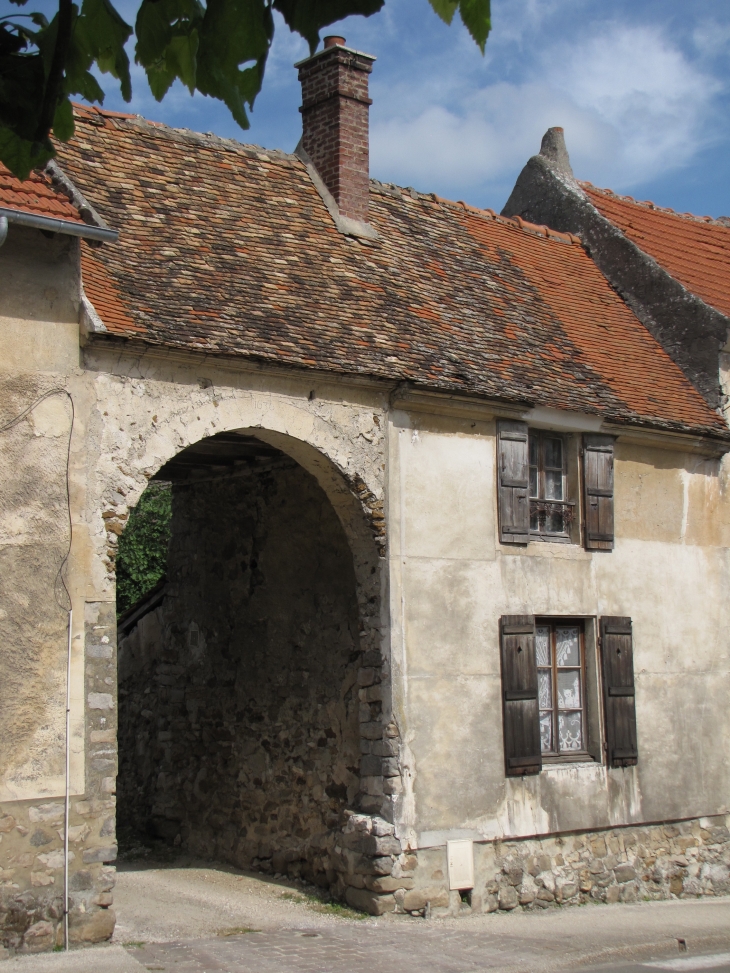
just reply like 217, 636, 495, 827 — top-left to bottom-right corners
117, 457, 366, 884
0, 600, 118, 954
382, 814, 730, 917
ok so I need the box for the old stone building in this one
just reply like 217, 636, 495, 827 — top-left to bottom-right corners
1, 37, 730, 954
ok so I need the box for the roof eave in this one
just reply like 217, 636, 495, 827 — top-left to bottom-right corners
0, 207, 118, 243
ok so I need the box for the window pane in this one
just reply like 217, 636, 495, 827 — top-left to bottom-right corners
540, 712, 553, 752
545, 508, 565, 534
557, 669, 581, 709
529, 436, 538, 467
558, 712, 583, 751
556, 627, 580, 666
529, 466, 538, 497
545, 469, 563, 500
538, 669, 552, 709
535, 627, 551, 666
544, 437, 562, 469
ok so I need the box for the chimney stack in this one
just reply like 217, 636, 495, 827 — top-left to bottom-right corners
296, 38, 375, 224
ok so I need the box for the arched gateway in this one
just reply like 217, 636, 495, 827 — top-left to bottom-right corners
115, 425, 393, 892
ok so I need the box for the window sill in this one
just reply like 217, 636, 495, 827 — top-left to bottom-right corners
529, 533, 573, 544
542, 753, 598, 766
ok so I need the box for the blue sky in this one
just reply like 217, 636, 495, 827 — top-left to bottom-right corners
72, 0, 730, 216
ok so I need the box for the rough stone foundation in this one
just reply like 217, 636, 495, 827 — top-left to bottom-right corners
0, 600, 118, 953
379, 814, 730, 917
118, 456, 378, 886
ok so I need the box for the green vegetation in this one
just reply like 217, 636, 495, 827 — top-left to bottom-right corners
0, 0, 492, 178
280, 888, 367, 920
116, 480, 172, 617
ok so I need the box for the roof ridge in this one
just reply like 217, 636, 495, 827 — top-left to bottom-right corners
580, 181, 729, 228
71, 104, 297, 164
370, 179, 581, 245
71, 106, 579, 244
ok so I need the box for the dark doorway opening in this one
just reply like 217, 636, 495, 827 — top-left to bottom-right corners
116, 432, 363, 886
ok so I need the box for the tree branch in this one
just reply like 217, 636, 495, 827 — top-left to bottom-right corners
34, 0, 73, 142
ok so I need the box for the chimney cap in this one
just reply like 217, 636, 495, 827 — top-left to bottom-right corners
324, 35, 346, 48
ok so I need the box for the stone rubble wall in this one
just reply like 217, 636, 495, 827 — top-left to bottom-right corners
0, 601, 119, 953
117, 458, 373, 883
349, 814, 730, 917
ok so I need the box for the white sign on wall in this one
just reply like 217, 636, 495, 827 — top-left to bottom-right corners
447, 839, 474, 891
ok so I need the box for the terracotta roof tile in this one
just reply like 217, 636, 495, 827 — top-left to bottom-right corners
582, 183, 730, 320
54, 113, 727, 440
0, 162, 86, 225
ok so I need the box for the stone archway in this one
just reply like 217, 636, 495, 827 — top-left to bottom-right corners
113, 426, 401, 904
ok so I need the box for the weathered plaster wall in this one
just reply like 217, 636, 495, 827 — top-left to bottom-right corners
1, 254, 390, 948
0, 229, 84, 804
387, 409, 730, 855
117, 456, 364, 880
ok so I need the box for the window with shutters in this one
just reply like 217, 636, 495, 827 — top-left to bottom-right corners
497, 422, 615, 551
536, 620, 588, 757
528, 432, 574, 540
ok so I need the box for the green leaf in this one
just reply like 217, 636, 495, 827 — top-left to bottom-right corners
52, 93, 74, 140
272, 0, 383, 54
0, 122, 53, 181
166, 30, 199, 92
196, 0, 273, 126
458, 0, 490, 52
427, 0, 458, 26
75, 0, 132, 100
135, 0, 203, 100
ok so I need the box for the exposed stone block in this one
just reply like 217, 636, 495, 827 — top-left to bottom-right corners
83, 845, 118, 864
88, 693, 114, 710
362, 834, 401, 857
22, 921, 55, 952
498, 886, 519, 910
365, 875, 414, 893
614, 864, 637, 884
345, 887, 395, 915
68, 907, 116, 943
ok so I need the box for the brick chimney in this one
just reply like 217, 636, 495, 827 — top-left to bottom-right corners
296, 37, 375, 225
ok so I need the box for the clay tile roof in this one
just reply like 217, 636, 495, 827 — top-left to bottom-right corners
0, 162, 86, 225
54, 112, 727, 440
582, 183, 730, 320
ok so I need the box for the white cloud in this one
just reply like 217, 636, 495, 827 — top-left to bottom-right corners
370, 20, 723, 201
692, 19, 730, 60
547, 23, 722, 182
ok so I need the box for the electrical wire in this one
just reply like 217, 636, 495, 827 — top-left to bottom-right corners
0, 388, 75, 948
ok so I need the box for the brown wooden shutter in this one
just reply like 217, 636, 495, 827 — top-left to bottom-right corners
500, 615, 541, 776
600, 616, 638, 768
498, 421, 529, 544
583, 434, 615, 551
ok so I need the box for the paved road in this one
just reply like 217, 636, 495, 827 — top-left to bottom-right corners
4, 861, 730, 972
128, 933, 730, 973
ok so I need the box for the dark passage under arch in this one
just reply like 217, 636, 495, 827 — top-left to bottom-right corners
116, 432, 364, 885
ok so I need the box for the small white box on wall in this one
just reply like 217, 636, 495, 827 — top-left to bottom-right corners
447, 839, 474, 891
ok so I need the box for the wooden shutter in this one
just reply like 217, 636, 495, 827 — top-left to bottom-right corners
498, 421, 529, 544
600, 616, 638, 768
583, 434, 615, 551
500, 615, 541, 776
